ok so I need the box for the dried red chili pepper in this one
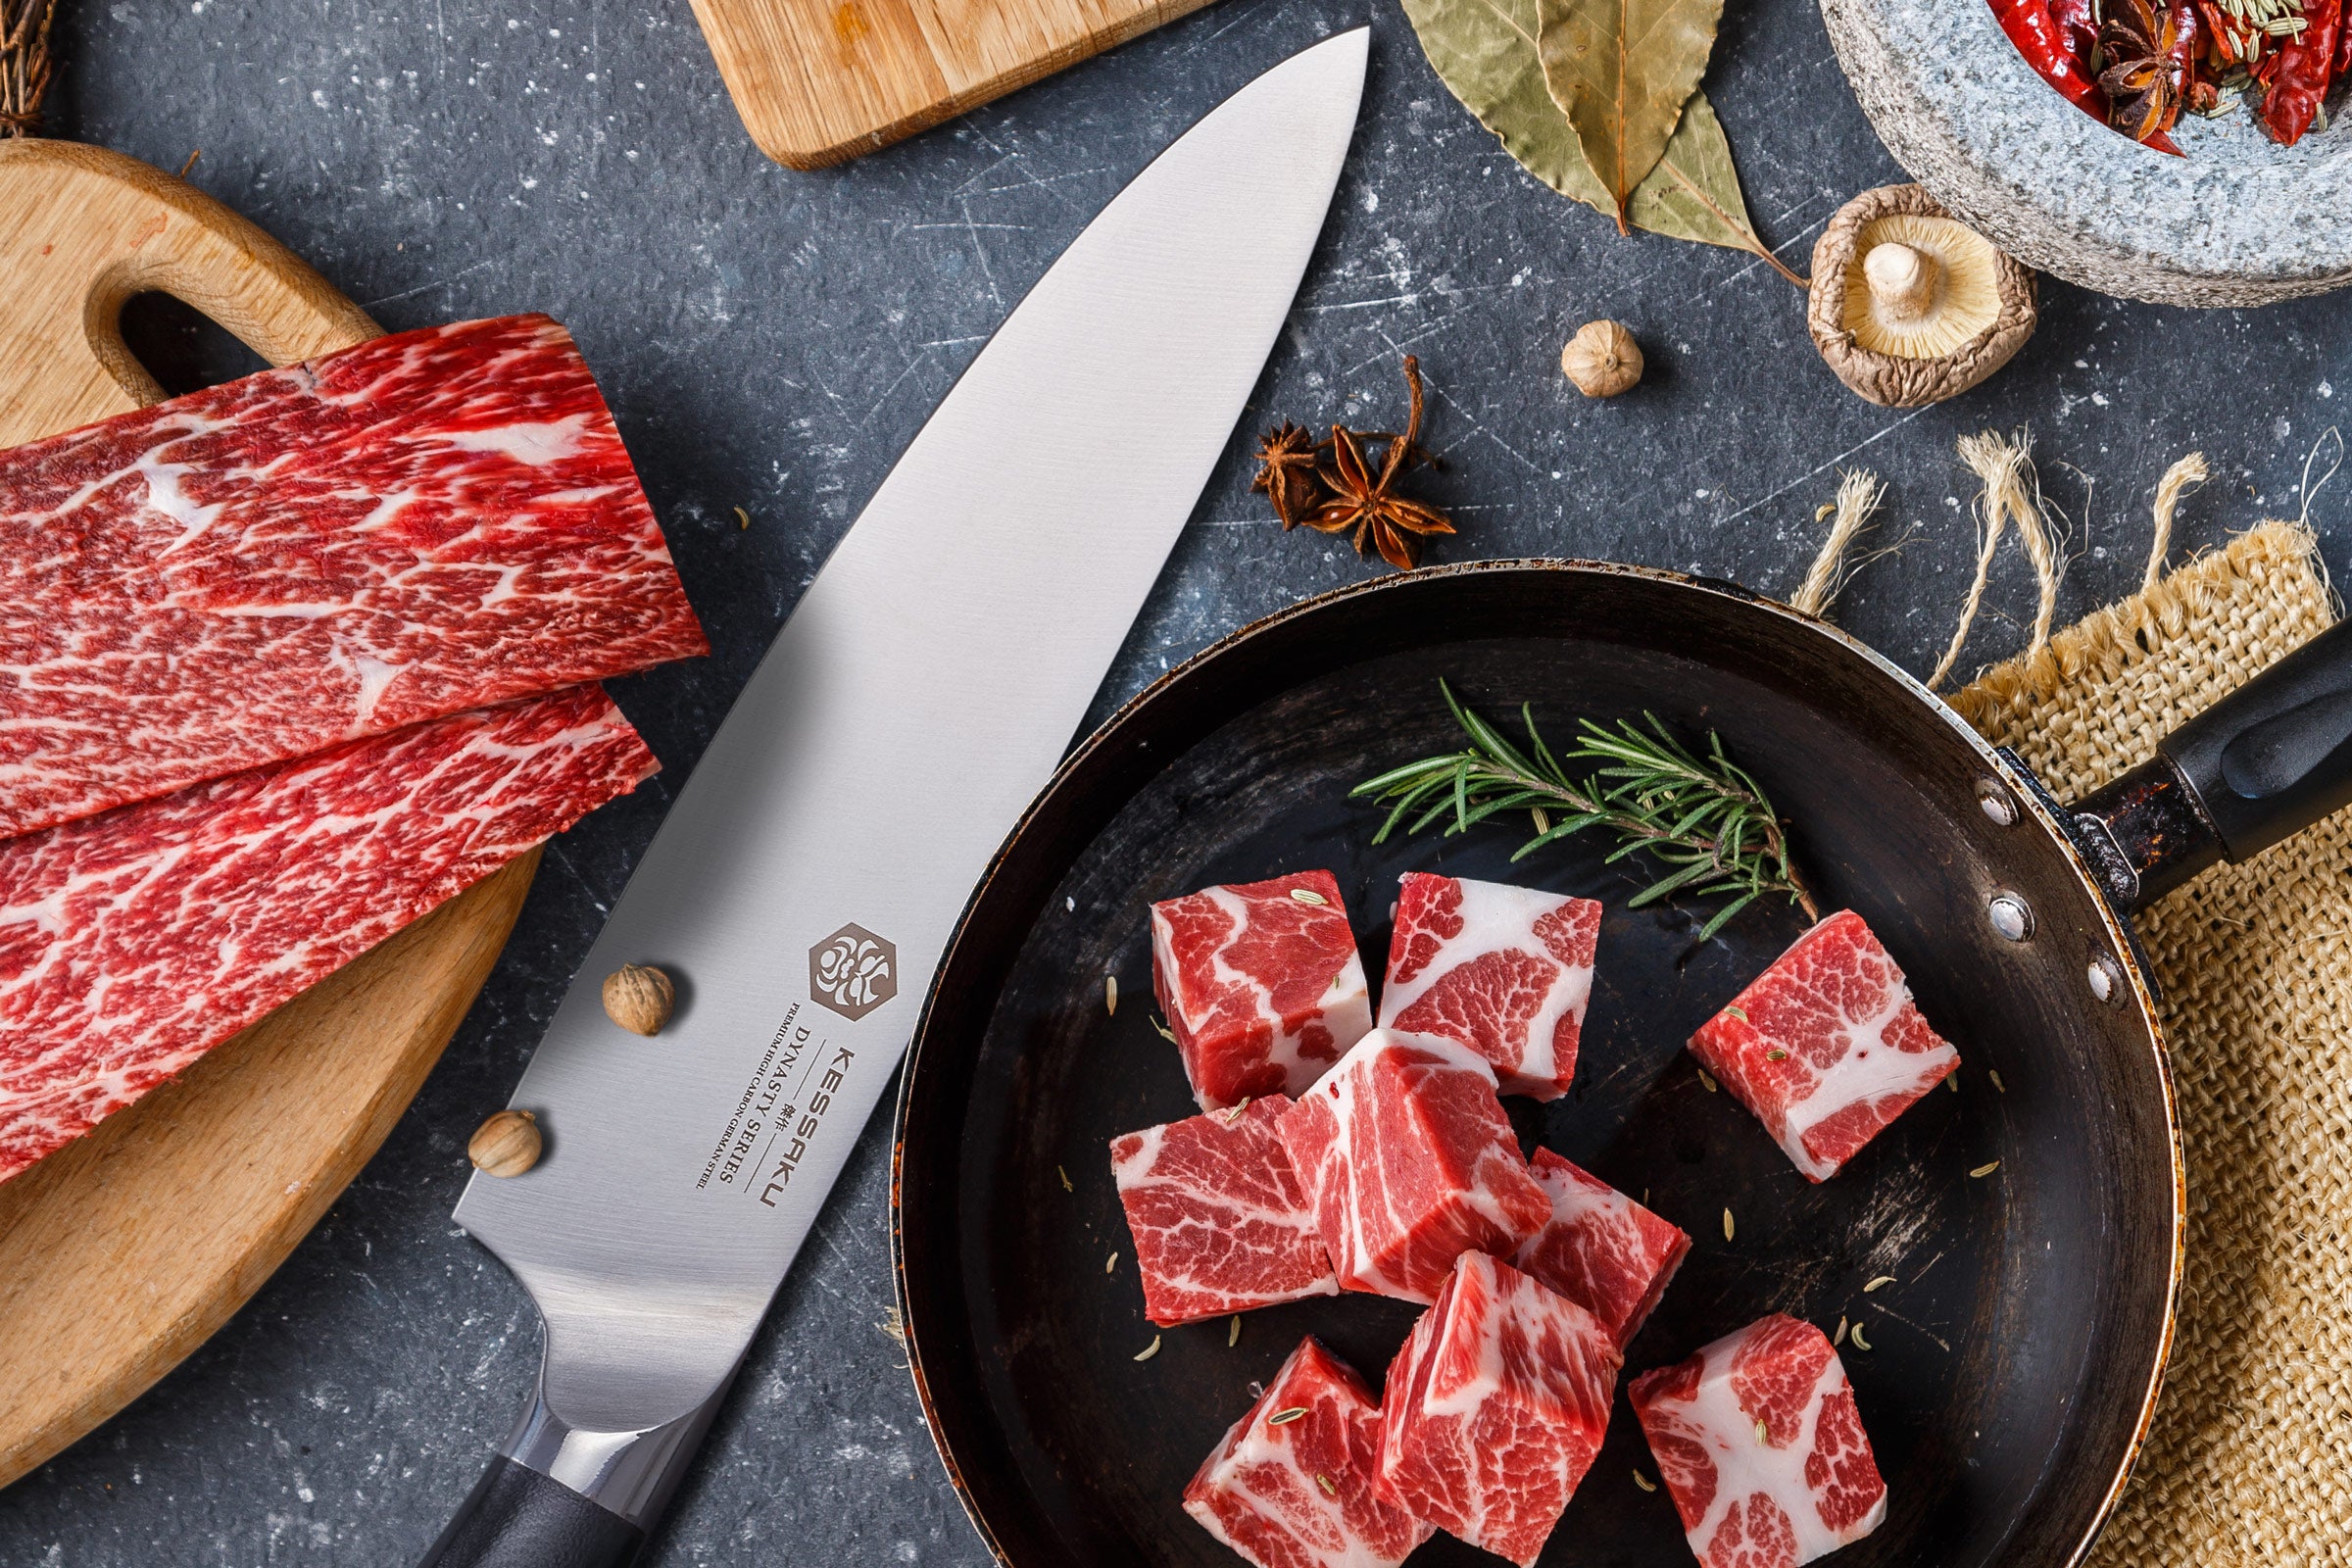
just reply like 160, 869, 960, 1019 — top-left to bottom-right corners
2167, 3, 2203, 82
2337, 0, 2352, 75
2262, 0, 2342, 144
2049, 0, 2100, 62
1990, 0, 2109, 119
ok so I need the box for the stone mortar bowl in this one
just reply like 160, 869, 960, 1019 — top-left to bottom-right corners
1822, 0, 2352, 305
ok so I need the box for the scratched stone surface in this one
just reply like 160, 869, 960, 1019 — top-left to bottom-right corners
8, 0, 2352, 1563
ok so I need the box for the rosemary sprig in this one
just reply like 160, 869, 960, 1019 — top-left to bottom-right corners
1350, 682, 1817, 939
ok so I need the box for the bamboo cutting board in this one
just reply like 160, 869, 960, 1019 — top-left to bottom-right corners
0, 138, 542, 1491
691, 0, 1215, 168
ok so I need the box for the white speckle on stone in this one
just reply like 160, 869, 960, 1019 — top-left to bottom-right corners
1362, 190, 1379, 212
1694, 488, 1709, 499
2090, 392, 2110, 407
311, 88, 328, 109
2323, 380, 2335, 398
521, 176, 538, 189
2075, 359, 2089, 368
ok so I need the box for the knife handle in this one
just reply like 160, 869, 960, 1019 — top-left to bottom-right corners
418, 1456, 644, 1568
416, 1354, 736, 1567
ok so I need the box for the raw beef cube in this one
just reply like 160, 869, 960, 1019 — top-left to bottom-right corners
1629, 1313, 1888, 1568
1109, 1095, 1339, 1326
1378, 1250, 1621, 1567
0, 314, 707, 839
1277, 1030, 1550, 1305
1512, 1146, 1690, 1349
1379, 872, 1600, 1099
0, 685, 656, 1183
1151, 870, 1373, 1110
1689, 910, 1959, 1181
1185, 1337, 1433, 1568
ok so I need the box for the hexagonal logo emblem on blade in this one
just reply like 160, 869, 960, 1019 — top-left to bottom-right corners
808, 923, 897, 1021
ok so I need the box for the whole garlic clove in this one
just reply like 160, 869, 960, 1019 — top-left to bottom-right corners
469, 1109, 542, 1177
1561, 319, 1642, 398
603, 962, 676, 1036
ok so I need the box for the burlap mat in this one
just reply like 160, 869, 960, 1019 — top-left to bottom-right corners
1949, 521, 2352, 1566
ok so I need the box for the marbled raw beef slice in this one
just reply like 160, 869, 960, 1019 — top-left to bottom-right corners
0, 685, 656, 1183
0, 314, 706, 838
1379, 871, 1600, 1098
1185, 1337, 1433, 1568
1630, 1313, 1888, 1568
1276, 1030, 1550, 1305
1108, 1095, 1338, 1326
1378, 1250, 1620, 1567
1151, 869, 1372, 1111
1513, 1146, 1690, 1349
1689, 910, 1959, 1181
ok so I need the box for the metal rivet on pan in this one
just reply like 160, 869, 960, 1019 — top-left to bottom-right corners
2087, 950, 2127, 1006
1977, 779, 2018, 826
1987, 892, 2034, 943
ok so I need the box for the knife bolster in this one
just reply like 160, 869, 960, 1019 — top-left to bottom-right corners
497, 1355, 738, 1532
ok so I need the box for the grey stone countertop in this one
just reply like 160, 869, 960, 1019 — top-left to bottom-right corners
8, 0, 2351, 1562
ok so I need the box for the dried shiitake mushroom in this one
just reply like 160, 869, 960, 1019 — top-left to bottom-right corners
1808, 185, 2036, 408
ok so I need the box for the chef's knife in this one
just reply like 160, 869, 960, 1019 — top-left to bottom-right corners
419, 29, 1367, 1567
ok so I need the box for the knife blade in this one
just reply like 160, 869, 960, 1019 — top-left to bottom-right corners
420, 29, 1367, 1566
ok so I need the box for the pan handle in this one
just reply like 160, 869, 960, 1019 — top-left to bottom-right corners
2072, 617, 2352, 911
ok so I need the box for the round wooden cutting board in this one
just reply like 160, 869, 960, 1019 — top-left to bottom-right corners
0, 139, 542, 1490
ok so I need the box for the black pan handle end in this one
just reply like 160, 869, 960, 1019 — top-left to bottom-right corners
2073, 617, 2352, 911
418, 1456, 643, 1568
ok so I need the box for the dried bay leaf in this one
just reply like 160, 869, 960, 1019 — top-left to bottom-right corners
1535, 0, 1724, 227
1401, 0, 1804, 282
1401, 0, 1617, 215
1628, 91, 1805, 282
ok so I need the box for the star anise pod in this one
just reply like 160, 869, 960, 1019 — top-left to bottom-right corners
1303, 356, 1454, 571
1252, 421, 1327, 529
2099, 0, 2184, 142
